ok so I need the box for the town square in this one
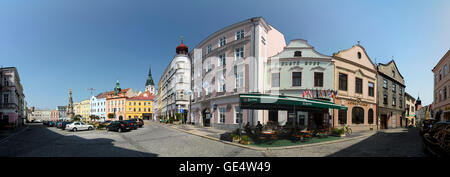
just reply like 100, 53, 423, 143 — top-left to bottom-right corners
0, 0, 448, 159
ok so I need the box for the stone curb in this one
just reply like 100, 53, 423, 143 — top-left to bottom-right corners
150, 122, 376, 152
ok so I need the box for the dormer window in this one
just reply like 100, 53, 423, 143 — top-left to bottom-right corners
357, 52, 361, 59
294, 51, 302, 57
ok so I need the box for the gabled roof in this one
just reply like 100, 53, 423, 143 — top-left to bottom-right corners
95, 91, 109, 99
377, 59, 404, 79
432, 50, 450, 72
333, 44, 377, 70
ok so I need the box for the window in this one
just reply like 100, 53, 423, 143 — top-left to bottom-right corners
219, 36, 226, 47
235, 71, 244, 89
236, 30, 244, 40
399, 98, 403, 108
219, 53, 226, 66
399, 87, 402, 95
314, 72, 323, 87
207, 45, 211, 54
445, 65, 448, 76
440, 70, 442, 80
392, 84, 396, 92
445, 87, 448, 100
219, 107, 226, 123
368, 82, 374, 97
392, 95, 396, 106
368, 109, 374, 124
339, 110, 347, 124
384, 94, 388, 104
294, 51, 302, 57
292, 72, 302, 86
234, 106, 242, 124
235, 47, 244, 60
357, 52, 361, 59
272, 73, 280, 87
3, 94, 8, 103
383, 79, 388, 89
355, 77, 363, 94
339, 73, 348, 91
352, 107, 364, 124
392, 70, 395, 78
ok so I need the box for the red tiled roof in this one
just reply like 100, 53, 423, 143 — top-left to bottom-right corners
96, 91, 109, 98
128, 90, 155, 100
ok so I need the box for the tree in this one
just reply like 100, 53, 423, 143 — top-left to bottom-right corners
90, 115, 100, 122
107, 113, 115, 120
73, 115, 82, 122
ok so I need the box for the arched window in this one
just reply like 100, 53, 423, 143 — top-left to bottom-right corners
357, 52, 362, 59
294, 51, 302, 57
368, 109, 374, 124
338, 110, 347, 125
352, 107, 364, 124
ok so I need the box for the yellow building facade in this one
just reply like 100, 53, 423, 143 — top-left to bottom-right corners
80, 99, 91, 120
125, 90, 154, 120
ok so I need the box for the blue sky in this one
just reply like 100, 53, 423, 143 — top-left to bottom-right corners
1, 0, 449, 109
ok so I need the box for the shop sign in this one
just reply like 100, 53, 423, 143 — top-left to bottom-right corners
347, 98, 368, 106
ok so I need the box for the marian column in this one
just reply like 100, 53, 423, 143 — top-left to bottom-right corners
67, 88, 74, 120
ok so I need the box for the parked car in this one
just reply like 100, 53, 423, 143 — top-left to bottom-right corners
422, 121, 450, 157
106, 121, 131, 133
125, 120, 138, 130
420, 119, 436, 135
61, 121, 72, 130
56, 121, 64, 128
130, 118, 144, 128
65, 122, 94, 132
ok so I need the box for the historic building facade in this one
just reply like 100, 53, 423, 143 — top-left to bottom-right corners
189, 17, 286, 130
126, 90, 154, 120
79, 99, 90, 121
158, 39, 191, 122
377, 60, 405, 129
332, 44, 378, 131
0, 67, 26, 128
405, 92, 416, 127
90, 92, 107, 121
264, 39, 336, 129
432, 50, 450, 122
106, 81, 133, 121
29, 109, 51, 122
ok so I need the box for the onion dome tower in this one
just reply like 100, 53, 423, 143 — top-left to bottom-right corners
114, 80, 121, 96
176, 36, 188, 55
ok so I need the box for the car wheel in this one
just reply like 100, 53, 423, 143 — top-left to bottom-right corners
118, 128, 122, 133
88, 127, 93, 131
73, 128, 77, 132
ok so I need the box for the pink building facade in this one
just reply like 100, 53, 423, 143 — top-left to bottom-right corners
106, 88, 133, 121
433, 50, 450, 122
0, 67, 25, 128
189, 17, 287, 130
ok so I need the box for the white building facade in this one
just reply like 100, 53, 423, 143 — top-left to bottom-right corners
158, 40, 192, 122
90, 92, 107, 121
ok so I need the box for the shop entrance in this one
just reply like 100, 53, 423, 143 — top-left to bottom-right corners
202, 109, 211, 127
380, 114, 388, 129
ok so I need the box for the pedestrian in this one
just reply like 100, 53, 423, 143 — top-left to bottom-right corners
256, 121, 263, 132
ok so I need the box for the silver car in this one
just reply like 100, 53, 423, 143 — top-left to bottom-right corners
66, 122, 94, 132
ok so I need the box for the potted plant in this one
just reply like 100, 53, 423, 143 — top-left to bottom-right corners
332, 128, 345, 137
239, 135, 251, 145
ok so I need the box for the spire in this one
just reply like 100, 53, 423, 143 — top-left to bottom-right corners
146, 65, 155, 86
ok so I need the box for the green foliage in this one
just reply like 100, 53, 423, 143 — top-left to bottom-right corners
169, 116, 174, 123
73, 115, 82, 121
107, 113, 114, 119
230, 133, 240, 141
241, 135, 250, 142
175, 113, 182, 121
332, 128, 345, 135
96, 123, 106, 129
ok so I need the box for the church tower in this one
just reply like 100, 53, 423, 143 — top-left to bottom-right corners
145, 65, 155, 95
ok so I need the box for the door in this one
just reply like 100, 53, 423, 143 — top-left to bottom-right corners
297, 111, 308, 129
380, 114, 387, 129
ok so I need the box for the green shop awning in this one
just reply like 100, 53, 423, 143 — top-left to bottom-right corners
239, 93, 347, 110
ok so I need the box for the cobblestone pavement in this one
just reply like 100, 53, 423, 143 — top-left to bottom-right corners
266, 128, 425, 157
0, 122, 425, 157
0, 123, 265, 157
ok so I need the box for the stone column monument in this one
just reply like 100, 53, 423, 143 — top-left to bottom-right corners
67, 88, 74, 120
